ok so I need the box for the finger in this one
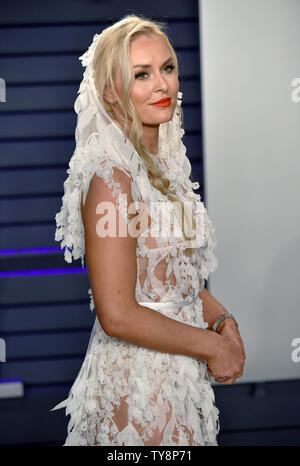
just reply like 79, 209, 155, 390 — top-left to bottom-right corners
215, 377, 230, 384
217, 376, 237, 385
222, 378, 236, 385
237, 365, 245, 378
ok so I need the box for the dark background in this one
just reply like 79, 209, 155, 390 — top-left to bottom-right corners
0, 0, 299, 446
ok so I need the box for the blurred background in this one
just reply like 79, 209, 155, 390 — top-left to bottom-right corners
0, 0, 299, 446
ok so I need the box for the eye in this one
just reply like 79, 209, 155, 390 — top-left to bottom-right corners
135, 72, 148, 80
163, 64, 176, 73
134, 64, 176, 80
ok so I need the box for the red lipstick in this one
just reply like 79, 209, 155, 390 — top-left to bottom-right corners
151, 97, 171, 107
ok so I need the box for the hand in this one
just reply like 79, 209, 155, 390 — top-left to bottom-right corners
219, 320, 246, 362
207, 323, 246, 384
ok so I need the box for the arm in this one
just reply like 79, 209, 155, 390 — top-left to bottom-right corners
81, 168, 221, 362
198, 286, 238, 332
199, 286, 246, 363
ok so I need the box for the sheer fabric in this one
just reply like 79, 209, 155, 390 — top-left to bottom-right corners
50, 145, 220, 445
50, 82, 220, 445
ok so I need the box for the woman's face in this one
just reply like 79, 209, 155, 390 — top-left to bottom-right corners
114, 33, 179, 128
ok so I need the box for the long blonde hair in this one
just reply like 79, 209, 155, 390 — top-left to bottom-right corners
93, 14, 196, 255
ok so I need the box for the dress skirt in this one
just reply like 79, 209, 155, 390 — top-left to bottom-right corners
50, 298, 220, 446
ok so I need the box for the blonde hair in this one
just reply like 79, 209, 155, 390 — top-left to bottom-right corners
93, 14, 196, 255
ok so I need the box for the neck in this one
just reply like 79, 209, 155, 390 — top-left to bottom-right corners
112, 113, 159, 155
141, 123, 159, 156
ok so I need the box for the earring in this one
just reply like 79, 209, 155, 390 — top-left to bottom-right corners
110, 98, 115, 104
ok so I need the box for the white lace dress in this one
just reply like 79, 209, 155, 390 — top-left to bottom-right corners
50, 122, 220, 446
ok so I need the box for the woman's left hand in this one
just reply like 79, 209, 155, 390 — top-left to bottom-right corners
219, 321, 246, 378
207, 320, 246, 383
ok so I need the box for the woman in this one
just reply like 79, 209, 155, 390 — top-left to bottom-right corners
51, 14, 246, 446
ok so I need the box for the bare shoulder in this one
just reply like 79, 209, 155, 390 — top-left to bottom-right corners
80, 167, 133, 221
80, 167, 138, 336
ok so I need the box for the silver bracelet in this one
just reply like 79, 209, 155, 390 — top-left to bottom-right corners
212, 312, 238, 333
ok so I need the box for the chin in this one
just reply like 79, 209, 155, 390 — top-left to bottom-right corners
159, 112, 175, 124
145, 109, 175, 125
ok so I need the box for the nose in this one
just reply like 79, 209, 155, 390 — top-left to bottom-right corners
153, 70, 168, 92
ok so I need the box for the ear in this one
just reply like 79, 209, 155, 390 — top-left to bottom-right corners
103, 86, 116, 104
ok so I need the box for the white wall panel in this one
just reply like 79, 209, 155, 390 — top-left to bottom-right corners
199, 0, 300, 382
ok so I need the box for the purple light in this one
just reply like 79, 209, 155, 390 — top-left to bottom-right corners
0, 267, 87, 277
0, 246, 63, 256
0, 379, 23, 384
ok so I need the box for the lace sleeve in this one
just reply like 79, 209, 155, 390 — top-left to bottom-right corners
195, 209, 218, 282
54, 149, 142, 267
175, 142, 218, 282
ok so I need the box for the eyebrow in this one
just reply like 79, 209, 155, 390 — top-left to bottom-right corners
133, 56, 173, 69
